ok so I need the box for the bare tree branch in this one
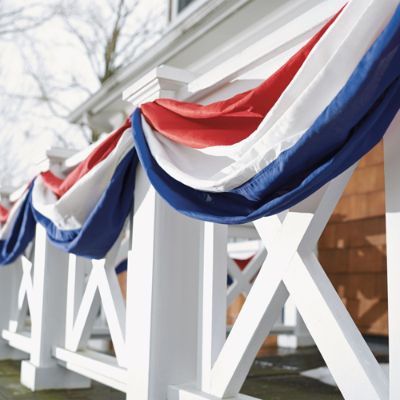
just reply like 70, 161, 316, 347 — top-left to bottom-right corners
0, 0, 167, 187
0, 2, 57, 36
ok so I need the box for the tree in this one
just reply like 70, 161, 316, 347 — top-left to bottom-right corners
0, 0, 167, 187
0, 1, 55, 37
0, 0, 59, 187
21, 0, 166, 141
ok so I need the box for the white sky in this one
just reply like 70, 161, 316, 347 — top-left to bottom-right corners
0, 0, 167, 188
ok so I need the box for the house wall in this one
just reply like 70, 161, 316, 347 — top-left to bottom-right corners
318, 142, 388, 336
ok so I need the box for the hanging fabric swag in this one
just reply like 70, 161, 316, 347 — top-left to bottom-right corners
1, 1, 399, 265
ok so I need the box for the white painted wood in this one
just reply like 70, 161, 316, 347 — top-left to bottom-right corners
124, 60, 204, 400
20, 224, 90, 390
209, 171, 349, 398
0, 260, 26, 359
62, 237, 127, 370
6, 255, 33, 335
125, 166, 202, 400
227, 247, 266, 306
176, 165, 389, 400
123, 65, 196, 106
384, 111, 400, 400
227, 258, 252, 305
65, 262, 101, 352
169, 383, 258, 400
285, 252, 387, 400
65, 255, 88, 349
198, 222, 227, 391
277, 296, 313, 348
2, 330, 31, 354
186, 0, 346, 99
227, 225, 259, 240
54, 347, 127, 392
94, 257, 126, 367
209, 212, 308, 398
226, 231, 311, 347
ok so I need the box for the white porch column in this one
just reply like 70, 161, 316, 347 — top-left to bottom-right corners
124, 65, 203, 400
126, 169, 202, 400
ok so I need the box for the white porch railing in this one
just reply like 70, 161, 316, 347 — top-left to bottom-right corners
0, 2, 399, 398
0, 188, 32, 360
226, 226, 314, 348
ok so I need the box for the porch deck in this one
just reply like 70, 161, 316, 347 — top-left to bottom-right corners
0, 339, 388, 400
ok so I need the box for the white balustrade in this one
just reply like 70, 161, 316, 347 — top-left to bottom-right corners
0, 6, 398, 396
0, 256, 28, 360
53, 237, 128, 392
170, 162, 391, 400
19, 223, 90, 390
0, 188, 32, 360
123, 64, 397, 400
1, 253, 34, 358
226, 226, 314, 348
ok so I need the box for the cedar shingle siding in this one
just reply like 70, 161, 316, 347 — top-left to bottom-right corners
319, 141, 387, 335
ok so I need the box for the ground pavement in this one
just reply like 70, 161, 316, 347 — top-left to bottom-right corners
0, 340, 388, 400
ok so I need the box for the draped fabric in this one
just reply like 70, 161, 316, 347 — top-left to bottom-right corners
133, 1, 400, 223
0, 204, 9, 224
140, 6, 343, 148
1, 1, 399, 265
0, 123, 137, 264
32, 121, 137, 259
0, 188, 36, 265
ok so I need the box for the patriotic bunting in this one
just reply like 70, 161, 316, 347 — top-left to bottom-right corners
0, 122, 137, 264
134, 1, 400, 222
0, 1, 399, 265
0, 204, 9, 224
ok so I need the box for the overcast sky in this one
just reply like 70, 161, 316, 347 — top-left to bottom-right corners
0, 0, 166, 189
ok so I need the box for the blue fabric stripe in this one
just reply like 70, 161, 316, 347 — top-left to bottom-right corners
1, 148, 138, 265
115, 259, 128, 274
0, 187, 36, 265
1, 7, 400, 264
133, 6, 400, 224
32, 148, 138, 259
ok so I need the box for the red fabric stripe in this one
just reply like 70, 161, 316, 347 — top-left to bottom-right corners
233, 257, 252, 271
41, 118, 131, 198
0, 204, 9, 224
40, 171, 64, 195
141, 8, 343, 148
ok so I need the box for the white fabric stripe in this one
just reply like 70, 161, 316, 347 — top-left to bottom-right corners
0, 189, 30, 240
143, 0, 398, 192
31, 129, 134, 231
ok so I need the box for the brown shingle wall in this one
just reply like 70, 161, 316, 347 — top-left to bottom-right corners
318, 141, 388, 335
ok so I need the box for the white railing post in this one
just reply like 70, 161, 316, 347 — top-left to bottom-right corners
198, 222, 227, 392
124, 65, 203, 400
0, 188, 26, 360
18, 151, 90, 390
171, 164, 390, 400
20, 224, 90, 390
0, 260, 26, 360
384, 111, 400, 400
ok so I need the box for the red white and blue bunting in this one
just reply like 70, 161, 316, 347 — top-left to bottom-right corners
1, 1, 400, 265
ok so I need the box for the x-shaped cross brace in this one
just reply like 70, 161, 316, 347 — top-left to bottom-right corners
227, 246, 266, 306
202, 165, 388, 400
63, 236, 127, 367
